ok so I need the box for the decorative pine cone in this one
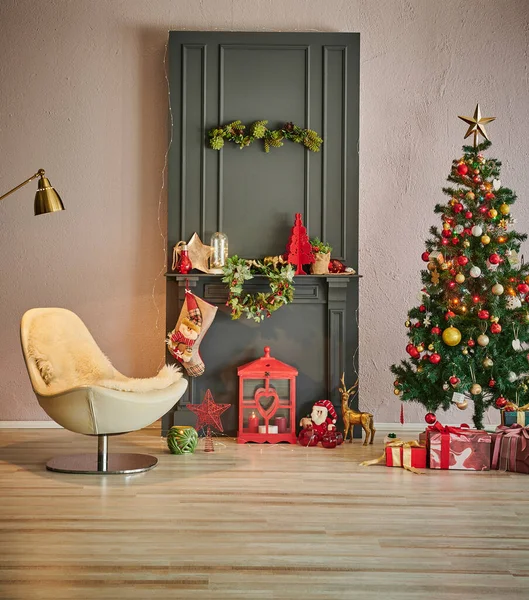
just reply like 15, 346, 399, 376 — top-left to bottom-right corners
283, 122, 294, 132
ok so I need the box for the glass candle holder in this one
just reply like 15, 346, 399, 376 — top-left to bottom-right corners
210, 232, 228, 272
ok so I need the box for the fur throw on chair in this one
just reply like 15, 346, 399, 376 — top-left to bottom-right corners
26, 310, 183, 394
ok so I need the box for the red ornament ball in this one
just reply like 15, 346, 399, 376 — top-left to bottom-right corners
431, 326, 442, 335
451, 237, 459, 245
298, 428, 320, 447
321, 430, 338, 449
517, 283, 529, 294
467, 339, 476, 347
453, 203, 464, 213
419, 305, 426, 312
489, 380, 496, 387
473, 175, 481, 183
479, 206, 489, 214
489, 253, 501, 265
421, 251, 430, 262
450, 268, 457, 276
442, 229, 452, 238
328, 259, 346, 274
409, 348, 420, 359
448, 281, 456, 290
484, 192, 495, 201
490, 323, 502, 334
445, 310, 455, 320
465, 211, 473, 219
495, 397, 508, 409
457, 163, 468, 175
429, 353, 441, 364
457, 256, 469, 266
449, 376, 460, 386
478, 310, 490, 320
425, 412, 437, 425
441, 238, 450, 246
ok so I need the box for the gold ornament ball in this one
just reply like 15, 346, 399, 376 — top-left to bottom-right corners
463, 240, 470, 248
440, 262, 450, 271
417, 365, 424, 373
506, 287, 516, 296
470, 383, 482, 395
489, 208, 498, 218
455, 399, 468, 410
481, 235, 491, 245
405, 320, 411, 327
492, 283, 504, 295
394, 388, 401, 396
482, 357, 493, 368
443, 222, 451, 230
442, 326, 462, 346
462, 348, 469, 355
428, 343, 434, 351
466, 192, 475, 201
455, 273, 465, 283
500, 203, 510, 215
457, 305, 468, 314
477, 334, 490, 347
416, 344, 424, 353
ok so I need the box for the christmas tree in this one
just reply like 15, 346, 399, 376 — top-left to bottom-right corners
285, 213, 314, 275
392, 105, 529, 430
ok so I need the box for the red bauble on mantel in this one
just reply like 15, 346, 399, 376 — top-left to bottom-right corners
328, 259, 346, 274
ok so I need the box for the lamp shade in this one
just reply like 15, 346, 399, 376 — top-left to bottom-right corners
34, 176, 65, 216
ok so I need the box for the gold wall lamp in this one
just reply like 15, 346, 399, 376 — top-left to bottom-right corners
0, 169, 65, 215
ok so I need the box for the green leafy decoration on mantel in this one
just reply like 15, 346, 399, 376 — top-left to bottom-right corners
208, 120, 323, 153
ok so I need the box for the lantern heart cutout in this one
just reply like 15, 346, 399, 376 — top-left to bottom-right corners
254, 387, 279, 420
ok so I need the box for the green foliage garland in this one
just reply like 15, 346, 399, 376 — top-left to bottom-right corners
222, 256, 295, 322
208, 120, 323, 153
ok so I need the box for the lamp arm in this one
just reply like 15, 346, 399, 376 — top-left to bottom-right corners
0, 169, 45, 202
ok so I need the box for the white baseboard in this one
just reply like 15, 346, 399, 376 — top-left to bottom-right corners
375, 423, 425, 431
0, 421, 63, 429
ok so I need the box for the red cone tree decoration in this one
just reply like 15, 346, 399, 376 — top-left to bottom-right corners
285, 213, 314, 275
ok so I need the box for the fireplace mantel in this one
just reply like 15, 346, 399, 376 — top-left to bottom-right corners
163, 273, 360, 436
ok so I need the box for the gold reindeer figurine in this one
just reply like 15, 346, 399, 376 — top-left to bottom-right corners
339, 373, 375, 445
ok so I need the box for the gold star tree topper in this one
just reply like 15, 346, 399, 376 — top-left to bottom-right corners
458, 104, 495, 146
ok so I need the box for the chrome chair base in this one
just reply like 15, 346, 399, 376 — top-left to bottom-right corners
46, 453, 158, 474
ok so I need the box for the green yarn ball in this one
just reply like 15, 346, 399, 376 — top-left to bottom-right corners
167, 426, 199, 455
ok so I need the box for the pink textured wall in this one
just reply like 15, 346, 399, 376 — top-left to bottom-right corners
0, 0, 528, 423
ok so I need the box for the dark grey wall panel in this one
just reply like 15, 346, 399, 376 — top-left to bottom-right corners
165, 31, 360, 437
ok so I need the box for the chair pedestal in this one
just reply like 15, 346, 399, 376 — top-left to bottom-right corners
45, 434, 158, 474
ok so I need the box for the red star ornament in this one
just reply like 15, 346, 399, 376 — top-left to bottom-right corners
187, 389, 230, 432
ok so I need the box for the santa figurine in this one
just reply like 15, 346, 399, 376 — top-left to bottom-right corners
310, 399, 337, 439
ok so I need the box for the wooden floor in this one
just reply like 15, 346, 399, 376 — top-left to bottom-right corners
0, 428, 528, 600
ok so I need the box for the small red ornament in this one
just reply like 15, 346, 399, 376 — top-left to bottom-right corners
463, 227, 473, 236
441, 238, 449, 246
478, 310, 490, 320
485, 192, 495, 201
489, 253, 501, 265
442, 229, 452, 238
489, 380, 495, 387
321, 430, 338, 449
425, 412, 437, 425
473, 175, 481, 183
414, 322, 421, 328
298, 428, 319, 446
394, 379, 400, 387
409, 348, 420, 359
406, 344, 414, 354
445, 310, 455, 320
457, 256, 469, 266
448, 281, 456, 290
467, 339, 475, 347
518, 283, 529, 294
328, 259, 346, 274
465, 211, 473, 219
419, 305, 426, 312
495, 397, 508, 409
457, 163, 468, 175
479, 206, 488, 214
490, 323, 502, 334
421, 251, 430, 262
450, 268, 457, 276
431, 326, 442, 335
453, 203, 464, 213
451, 237, 459, 245
429, 353, 441, 364
449, 376, 460, 386
472, 295, 480, 303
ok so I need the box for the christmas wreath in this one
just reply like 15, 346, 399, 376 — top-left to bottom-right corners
208, 120, 323, 153
222, 256, 295, 322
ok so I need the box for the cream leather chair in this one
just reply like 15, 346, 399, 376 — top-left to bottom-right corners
20, 308, 187, 474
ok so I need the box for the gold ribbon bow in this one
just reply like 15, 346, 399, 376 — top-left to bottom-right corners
360, 439, 424, 474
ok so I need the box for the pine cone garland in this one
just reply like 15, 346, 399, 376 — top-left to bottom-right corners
210, 136, 225, 150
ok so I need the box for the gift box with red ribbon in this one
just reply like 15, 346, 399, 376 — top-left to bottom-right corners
385, 442, 427, 471
427, 423, 491, 470
491, 424, 529, 474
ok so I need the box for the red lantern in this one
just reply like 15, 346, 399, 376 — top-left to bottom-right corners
237, 347, 297, 444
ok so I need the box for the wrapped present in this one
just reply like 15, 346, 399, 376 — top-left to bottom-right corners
361, 439, 425, 474
427, 423, 491, 470
491, 424, 529, 473
385, 441, 426, 472
501, 403, 529, 427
